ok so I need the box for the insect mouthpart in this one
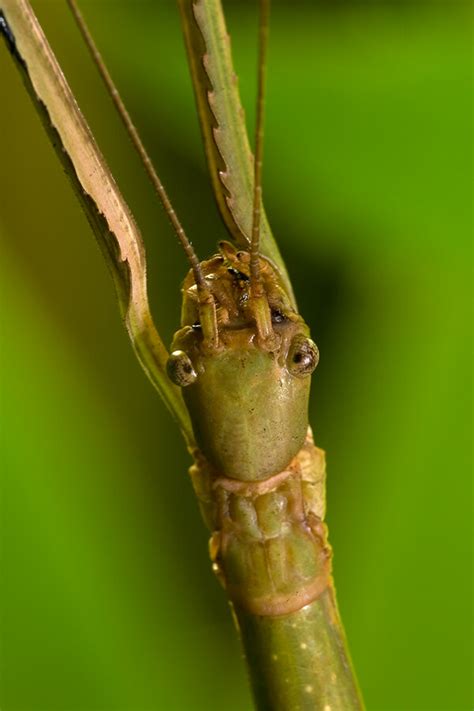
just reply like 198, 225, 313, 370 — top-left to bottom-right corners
271, 309, 286, 324
227, 266, 250, 282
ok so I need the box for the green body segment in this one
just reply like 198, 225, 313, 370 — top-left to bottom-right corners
189, 431, 328, 615
182, 335, 310, 481
189, 431, 364, 710
236, 589, 363, 711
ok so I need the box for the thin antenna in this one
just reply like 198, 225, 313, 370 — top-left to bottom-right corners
66, 0, 208, 294
249, 0, 270, 296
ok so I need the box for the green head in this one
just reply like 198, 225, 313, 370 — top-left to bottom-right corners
167, 243, 319, 482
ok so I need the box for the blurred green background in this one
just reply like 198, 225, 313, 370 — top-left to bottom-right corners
0, 1, 471, 709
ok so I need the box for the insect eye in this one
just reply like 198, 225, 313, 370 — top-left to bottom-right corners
166, 350, 198, 387
287, 336, 319, 377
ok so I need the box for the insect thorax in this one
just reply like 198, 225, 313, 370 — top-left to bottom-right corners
190, 428, 330, 616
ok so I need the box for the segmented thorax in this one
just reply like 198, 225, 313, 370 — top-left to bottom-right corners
190, 428, 330, 616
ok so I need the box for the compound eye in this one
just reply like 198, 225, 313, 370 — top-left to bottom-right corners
287, 336, 319, 377
166, 350, 197, 387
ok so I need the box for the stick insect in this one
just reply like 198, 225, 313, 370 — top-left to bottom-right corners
1, 1, 364, 708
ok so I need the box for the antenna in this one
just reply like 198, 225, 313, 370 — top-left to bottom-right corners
248, 0, 275, 346
66, 0, 209, 297
249, 0, 270, 297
